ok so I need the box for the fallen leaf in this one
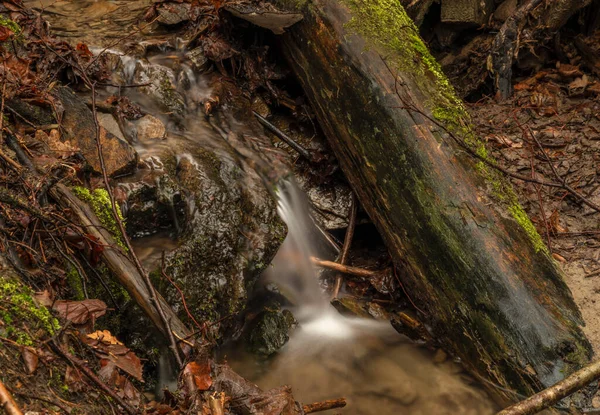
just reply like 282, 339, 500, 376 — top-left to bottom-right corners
65, 366, 86, 392
183, 361, 212, 393
87, 330, 123, 345
552, 253, 567, 263
53, 299, 107, 325
21, 347, 38, 374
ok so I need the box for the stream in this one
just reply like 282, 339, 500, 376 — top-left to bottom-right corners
24, 1, 498, 413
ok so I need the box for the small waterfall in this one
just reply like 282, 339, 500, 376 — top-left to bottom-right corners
269, 178, 388, 338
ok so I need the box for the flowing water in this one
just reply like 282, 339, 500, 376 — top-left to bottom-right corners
25, 2, 498, 412
225, 178, 496, 414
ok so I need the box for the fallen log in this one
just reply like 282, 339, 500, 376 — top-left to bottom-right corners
273, 0, 593, 404
49, 184, 190, 342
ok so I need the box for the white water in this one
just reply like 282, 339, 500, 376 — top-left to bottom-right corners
230, 180, 496, 415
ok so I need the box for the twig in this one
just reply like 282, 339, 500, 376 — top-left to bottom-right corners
496, 359, 600, 415
302, 398, 346, 414
0, 379, 23, 415
161, 252, 203, 332
89, 82, 184, 367
331, 193, 357, 298
50, 341, 136, 415
311, 257, 380, 278
253, 111, 314, 161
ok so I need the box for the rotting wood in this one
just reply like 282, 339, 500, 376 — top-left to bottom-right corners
312, 257, 381, 279
272, 0, 593, 404
0, 379, 24, 415
497, 359, 600, 415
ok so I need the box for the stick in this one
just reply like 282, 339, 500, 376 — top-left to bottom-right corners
253, 111, 314, 161
332, 193, 357, 298
302, 398, 346, 414
311, 257, 380, 278
496, 359, 600, 415
50, 341, 136, 415
89, 82, 184, 367
0, 379, 24, 415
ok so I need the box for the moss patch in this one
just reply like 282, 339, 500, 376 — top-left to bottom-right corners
336, 0, 547, 252
0, 278, 60, 345
72, 186, 127, 250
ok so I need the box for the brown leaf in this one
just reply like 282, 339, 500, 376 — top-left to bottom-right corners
33, 290, 54, 307
183, 361, 212, 393
21, 347, 38, 374
53, 299, 107, 325
65, 366, 86, 392
84, 331, 143, 381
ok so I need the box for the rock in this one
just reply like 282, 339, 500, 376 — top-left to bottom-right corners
97, 113, 126, 141
184, 47, 210, 73
118, 125, 285, 337
441, 0, 494, 26
247, 308, 293, 355
297, 175, 353, 230
6, 98, 55, 126
133, 62, 185, 117
53, 86, 138, 177
132, 115, 166, 143
156, 2, 191, 26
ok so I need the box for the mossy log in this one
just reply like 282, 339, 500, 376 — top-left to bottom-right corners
49, 184, 190, 341
272, 0, 593, 404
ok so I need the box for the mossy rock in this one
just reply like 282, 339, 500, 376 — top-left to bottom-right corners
247, 308, 294, 356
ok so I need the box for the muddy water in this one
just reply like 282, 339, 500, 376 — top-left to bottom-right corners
226, 322, 495, 415
29, 2, 498, 413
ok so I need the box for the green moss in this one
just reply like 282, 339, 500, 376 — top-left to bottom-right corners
66, 265, 85, 301
72, 187, 127, 251
336, 0, 547, 252
0, 15, 21, 37
0, 278, 60, 345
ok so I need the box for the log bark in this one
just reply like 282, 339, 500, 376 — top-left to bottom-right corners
272, 0, 593, 404
49, 184, 190, 341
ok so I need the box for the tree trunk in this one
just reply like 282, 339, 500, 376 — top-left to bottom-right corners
272, 0, 593, 404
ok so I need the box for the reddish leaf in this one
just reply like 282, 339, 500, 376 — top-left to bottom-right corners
183, 361, 212, 394
76, 43, 93, 58
0, 25, 13, 41
83, 331, 143, 381
52, 299, 107, 325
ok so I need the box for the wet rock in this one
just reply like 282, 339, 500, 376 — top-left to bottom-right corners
297, 176, 352, 230
53, 86, 138, 177
97, 113, 126, 142
156, 2, 191, 26
247, 308, 294, 356
118, 125, 285, 337
132, 115, 166, 143
6, 98, 55, 126
185, 47, 210, 73
133, 62, 185, 117
223, 3, 303, 34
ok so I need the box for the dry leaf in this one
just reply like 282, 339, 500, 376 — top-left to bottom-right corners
183, 361, 212, 393
21, 347, 38, 374
87, 330, 123, 345
53, 299, 107, 325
